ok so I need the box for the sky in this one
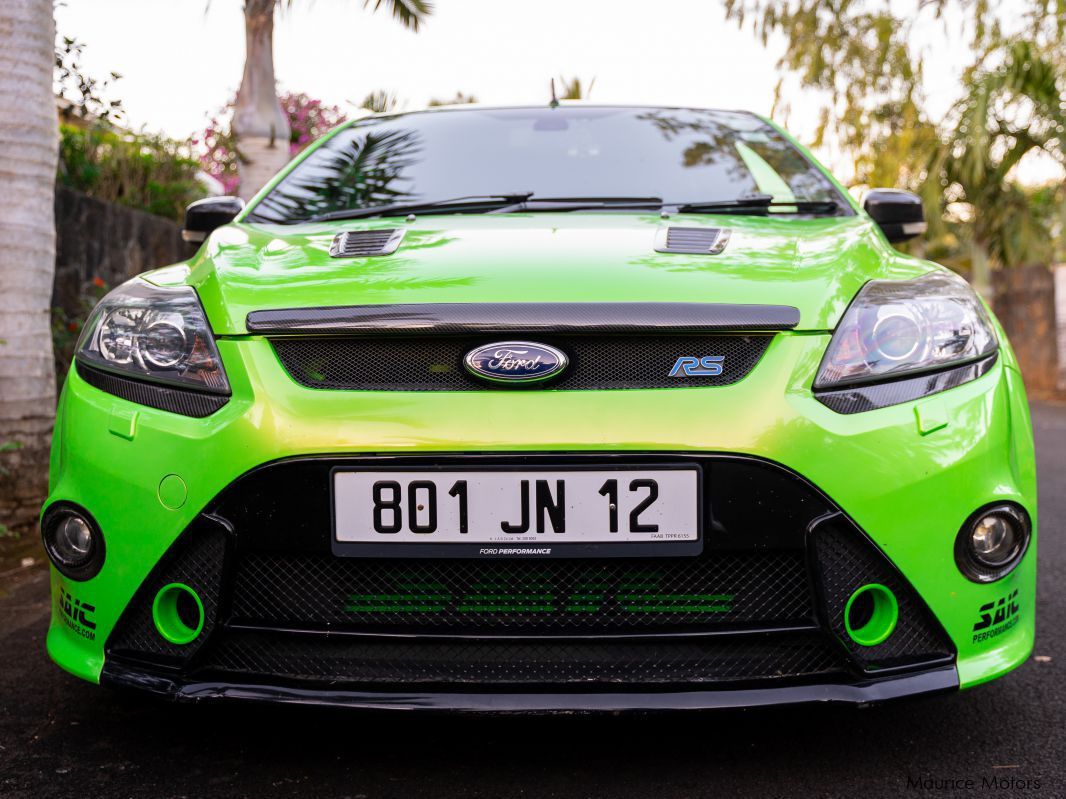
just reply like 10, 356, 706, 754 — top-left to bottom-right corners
53, 0, 1060, 184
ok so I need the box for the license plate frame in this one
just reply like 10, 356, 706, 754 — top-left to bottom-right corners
330, 463, 704, 559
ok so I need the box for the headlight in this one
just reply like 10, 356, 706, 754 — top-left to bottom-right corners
814, 271, 997, 396
76, 279, 229, 394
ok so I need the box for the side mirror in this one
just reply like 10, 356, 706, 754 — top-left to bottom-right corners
182, 196, 245, 244
863, 189, 927, 243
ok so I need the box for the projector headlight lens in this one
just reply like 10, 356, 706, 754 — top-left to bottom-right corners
76, 279, 229, 394
815, 271, 998, 390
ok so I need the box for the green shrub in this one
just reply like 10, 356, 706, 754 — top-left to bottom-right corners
52, 276, 110, 386
58, 124, 205, 223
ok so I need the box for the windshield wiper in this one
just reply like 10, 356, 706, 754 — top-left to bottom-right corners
304, 193, 536, 222
490, 196, 664, 213
674, 193, 841, 215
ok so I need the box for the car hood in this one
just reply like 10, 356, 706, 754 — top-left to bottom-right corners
150, 213, 933, 335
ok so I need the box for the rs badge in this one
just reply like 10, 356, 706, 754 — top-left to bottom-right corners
670, 356, 724, 377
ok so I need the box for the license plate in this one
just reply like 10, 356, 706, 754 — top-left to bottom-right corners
332, 466, 702, 558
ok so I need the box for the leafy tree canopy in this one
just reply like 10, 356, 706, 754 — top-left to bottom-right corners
724, 0, 1065, 273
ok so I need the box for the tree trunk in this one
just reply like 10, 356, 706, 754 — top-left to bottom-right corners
0, 0, 59, 532
233, 0, 291, 201
970, 239, 993, 302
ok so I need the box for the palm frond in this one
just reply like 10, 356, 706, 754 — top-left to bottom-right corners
557, 76, 595, 101
428, 91, 477, 107
360, 89, 402, 114
362, 0, 434, 32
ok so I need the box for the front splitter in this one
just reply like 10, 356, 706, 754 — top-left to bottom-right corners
101, 662, 959, 713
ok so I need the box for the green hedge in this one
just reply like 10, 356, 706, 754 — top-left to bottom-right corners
58, 124, 205, 223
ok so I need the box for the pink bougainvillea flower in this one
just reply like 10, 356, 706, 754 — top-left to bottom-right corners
195, 90, 347, 196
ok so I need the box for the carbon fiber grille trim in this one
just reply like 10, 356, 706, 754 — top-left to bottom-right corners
810, 515, 954, 670
76, 363, 229, 418
271, 334, 772, 391
229, 550, 812, 633
199, 630, 845, 686
246, 302, 801, 335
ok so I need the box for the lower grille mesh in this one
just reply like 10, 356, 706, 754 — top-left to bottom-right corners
271, 334, 772, 391
810, 518, 954, 669
103, 457, 956, 692
230, 550, 812, 633
204, 631, 844, 685
107, 520, 228, 663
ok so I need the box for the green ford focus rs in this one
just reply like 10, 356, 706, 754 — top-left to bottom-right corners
42, 104, 1036, 711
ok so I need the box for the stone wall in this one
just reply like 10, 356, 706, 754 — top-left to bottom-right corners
992, 264, 1060, 398
1052, 265, 1066, 392
52, 185, 191, 320
0, 188, 190, 534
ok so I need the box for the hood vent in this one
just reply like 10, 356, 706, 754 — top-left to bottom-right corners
329, 229, 405, 258
655, 226, 731, 255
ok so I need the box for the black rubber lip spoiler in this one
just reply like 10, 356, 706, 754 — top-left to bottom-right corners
245, 302, 801, 335
101, 661, 958, 712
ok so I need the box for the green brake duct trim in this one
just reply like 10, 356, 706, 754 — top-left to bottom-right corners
151, 583, 204, 645
844, 583, 900, 647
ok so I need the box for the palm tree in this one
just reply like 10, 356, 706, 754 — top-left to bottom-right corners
933, 41, 1065, 295
233, 0, 433, 201
360, 89, 403, 114
557, 76, 595, 100
0, 0, 59, 531
428, 91, 477, 106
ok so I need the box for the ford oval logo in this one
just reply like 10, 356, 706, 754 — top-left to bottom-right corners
464, 341, 568, 384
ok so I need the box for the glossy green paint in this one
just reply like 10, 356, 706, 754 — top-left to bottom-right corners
44, 108, 1037, 693
45, 322, 1036, 688
152, 213, 932, 336
145, 108, 913, 336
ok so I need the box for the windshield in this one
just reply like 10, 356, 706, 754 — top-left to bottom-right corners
245, 106, 848, 224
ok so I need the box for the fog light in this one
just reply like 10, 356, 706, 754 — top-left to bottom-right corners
955, 504, 1030, 583
41, 504, 105, 581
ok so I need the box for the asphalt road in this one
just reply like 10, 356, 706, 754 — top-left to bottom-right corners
1, 406, 1063, 799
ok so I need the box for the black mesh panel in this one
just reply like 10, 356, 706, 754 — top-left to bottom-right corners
809, 517, 954, 670
229, 550, 811, 634
107, 519, 228, 664
103, 457, 956, 692
271, 334, 772, 391
201, 630, 844, 686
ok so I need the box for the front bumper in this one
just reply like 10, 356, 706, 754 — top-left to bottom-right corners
44, 331, 1037, 707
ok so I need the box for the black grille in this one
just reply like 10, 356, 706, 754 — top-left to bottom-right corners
810, 517, 954, 670
104, 456, 955, 692
229, 550, 811, 634
107, 518, 229, 663
271, 334, 772, 391
202, 630, 843, 686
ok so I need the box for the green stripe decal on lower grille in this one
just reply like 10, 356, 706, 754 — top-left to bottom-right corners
345, 592, 737, 617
